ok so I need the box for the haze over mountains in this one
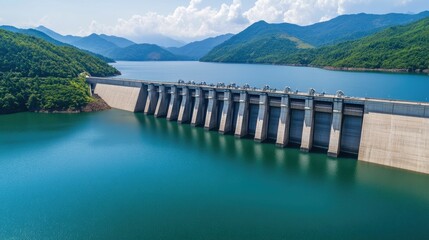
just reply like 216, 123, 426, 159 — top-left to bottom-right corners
1, 10, 428, 72
34, 26, 230, 61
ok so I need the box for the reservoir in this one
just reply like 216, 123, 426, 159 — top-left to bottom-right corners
112, 61, 429, 102
1, 62, 429, 239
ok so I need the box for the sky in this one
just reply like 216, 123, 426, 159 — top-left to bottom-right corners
1, 0, 429, 42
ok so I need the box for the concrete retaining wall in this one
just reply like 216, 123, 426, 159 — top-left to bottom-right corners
94, 84, 146, 112
359, 101, 429, 174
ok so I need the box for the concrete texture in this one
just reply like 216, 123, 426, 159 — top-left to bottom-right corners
254, 94, 269, 142
300, 97, 314, 152
234, 92, 249, 138
167, 86, 180, 121
144, 84, 158, 115
328, 99, 344, 157
94, 84, 146, 112
178, 87, 191, 124
359, 112, 429, 174
155, 85, 168, 118
205, 90, 218, 130
219, 91, 233, 134
276, 96, 291, 147
191, 88, 205, 127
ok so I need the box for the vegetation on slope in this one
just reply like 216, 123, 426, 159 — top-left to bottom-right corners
201, 33, 313, 63
309, 17, 429, 70
0, 29, 120, 114
202, 17, 429, 72
201, 12, 429, 69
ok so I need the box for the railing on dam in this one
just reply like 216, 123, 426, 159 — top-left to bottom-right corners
87, 77, 429, 174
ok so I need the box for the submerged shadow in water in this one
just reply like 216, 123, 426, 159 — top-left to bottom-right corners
134, 113, 358, 184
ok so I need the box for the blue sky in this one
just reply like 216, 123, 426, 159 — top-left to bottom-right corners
1, 0, 428, 41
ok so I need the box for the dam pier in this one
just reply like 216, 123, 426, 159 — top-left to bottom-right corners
87, 77, 429, 174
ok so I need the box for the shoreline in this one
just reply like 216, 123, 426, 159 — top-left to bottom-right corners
321, 66, 429, 74
5, 94, 112, 115
40, 94, 111, 114
199, 60, 429, 75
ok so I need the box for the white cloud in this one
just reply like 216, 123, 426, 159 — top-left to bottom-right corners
23, 15, 52, 29
81, 0, 248, 41
78, 0, 425, 41
244, 0, 350, 25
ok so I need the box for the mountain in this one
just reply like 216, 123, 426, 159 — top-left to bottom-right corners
292, 11, 429, 46
35, 25, 81, 44
99, 34, 135, 48
308, 17, 429, 71
204, 17, 429, 72
35, 26, 135, 52
71, 33, 119, 56
0, 29, 119, 113
201, 21, 314, 63
0, 29, 119, 78
202, 11, 429, 63
35, 26, 184, 61
168, 34, 233, 60
0, 25, 116, 63
201, 33, 312, 63
131, 34, 186, 48
107, 44, 182, 61
0, 25, 67, 46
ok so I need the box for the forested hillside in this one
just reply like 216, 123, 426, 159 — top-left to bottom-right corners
202, 16, 429, 72
309, 17, 429, 71
201, 11, 429, 71
201, 32, 312, 63
0, 29, 120, 114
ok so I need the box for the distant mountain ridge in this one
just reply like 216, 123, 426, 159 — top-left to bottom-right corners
35, 26, 81, 44
99, 34, 135, 48
71, 33, 119, 56
35, 26, 234, 61
168, 34, 234, 60
108, 44, 183, 61
308, 17, 429, 72
280, 11, 429, 46
0, 25, 116, 63
131, 34, 186, 48
0, 25, 68, 46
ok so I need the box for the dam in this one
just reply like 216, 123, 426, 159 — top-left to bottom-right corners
87, 77, 429, 174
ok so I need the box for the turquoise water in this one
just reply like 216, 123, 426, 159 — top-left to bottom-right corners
1, 62, 429, 239
112, 61, 429, 102
1, 111, 429, 239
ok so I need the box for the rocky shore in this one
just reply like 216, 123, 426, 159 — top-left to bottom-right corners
81, 94, 111, 113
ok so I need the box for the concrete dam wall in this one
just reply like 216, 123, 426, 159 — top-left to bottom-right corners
87, 77, 429, 174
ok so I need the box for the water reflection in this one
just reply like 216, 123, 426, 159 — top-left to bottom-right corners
132, 112, 429, 201
134, 113, 358, 183
1, 110, 429, 240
